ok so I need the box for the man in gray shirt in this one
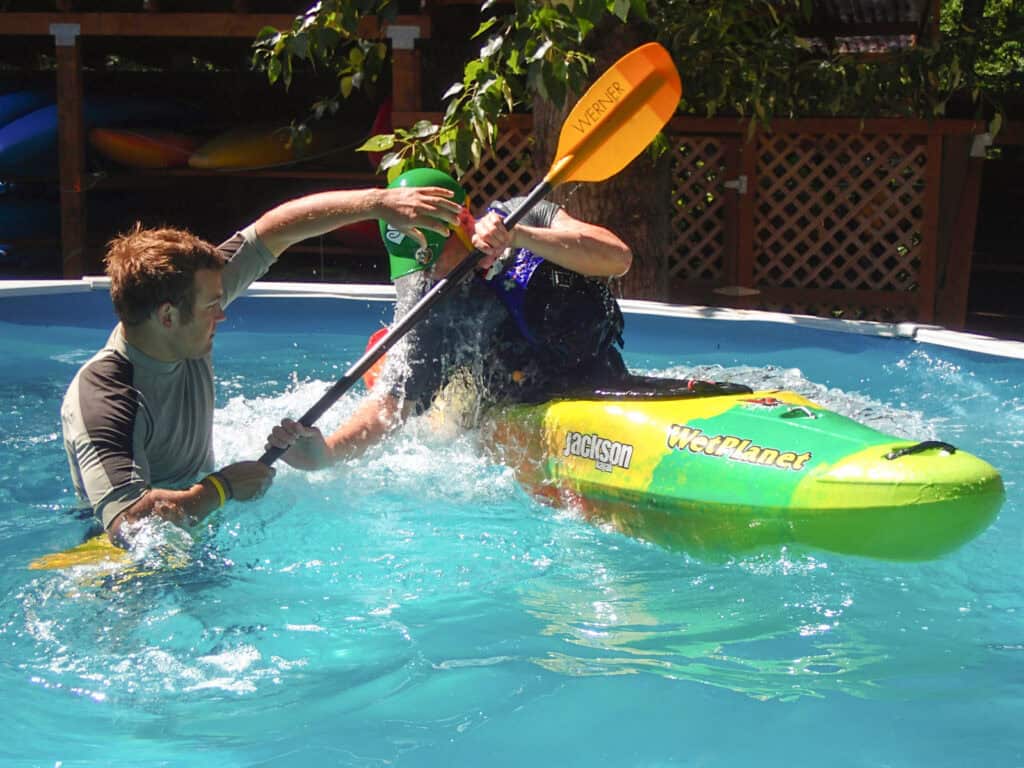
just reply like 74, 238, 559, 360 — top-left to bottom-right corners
62, 183, 464, 544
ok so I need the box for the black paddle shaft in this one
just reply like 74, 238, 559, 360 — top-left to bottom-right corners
258, 180, 553, 466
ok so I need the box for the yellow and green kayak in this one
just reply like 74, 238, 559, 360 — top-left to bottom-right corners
483, 378, 1005, 560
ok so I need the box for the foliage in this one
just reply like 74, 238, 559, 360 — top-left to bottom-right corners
938, 0, 1023, 134
663, 0, 1021, 127
363, 0, 652, 178
254, 0, 1023, 177
252, 1, 392, 111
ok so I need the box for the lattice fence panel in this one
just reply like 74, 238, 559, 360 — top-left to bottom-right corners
754, 132, 928, 294
667, 136, 729, 282
461, 129, 538, 210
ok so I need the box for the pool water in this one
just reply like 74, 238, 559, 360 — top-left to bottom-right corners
0, 291, 1021, 767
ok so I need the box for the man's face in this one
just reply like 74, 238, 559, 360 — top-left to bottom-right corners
431, 229, 472, 279
177, 268, 225, 359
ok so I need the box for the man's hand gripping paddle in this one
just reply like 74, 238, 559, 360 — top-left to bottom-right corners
258, 42, 681, 467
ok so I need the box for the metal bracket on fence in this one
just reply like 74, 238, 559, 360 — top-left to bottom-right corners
386, 25, 421, 50
970, 133, 993, 158
723, 175, 748, 195
49, 23, 80, 47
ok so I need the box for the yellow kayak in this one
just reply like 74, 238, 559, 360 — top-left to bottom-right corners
483, 378, 1005, 560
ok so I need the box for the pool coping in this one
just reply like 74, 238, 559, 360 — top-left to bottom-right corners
3, 277, 1023, 361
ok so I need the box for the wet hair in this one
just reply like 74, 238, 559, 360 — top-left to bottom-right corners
105, 224, 226, 326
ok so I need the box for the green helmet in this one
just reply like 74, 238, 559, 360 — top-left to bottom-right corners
379, 168, 468, 281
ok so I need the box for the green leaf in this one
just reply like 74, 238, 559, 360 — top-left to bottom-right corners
410, 120, 441, 139
267, 57, 282, 84
455, 128, 473, 171
529, 40, 553, 63
989, 112, 1003, 136
380, 151, 405, 171
506, 47, 521, 73
531, 61, 548, 101
502, 80, 515, 111
472, 112, 490, 149
311, 27, 340, 54
612, 0, 631, 22
356, 134, 396, 152
481, 35, 504, 59
297, 9, 319, 33
287, 34, 310, 59
648, 130, 671, 161
442, 82, 465, 100
282, 55, 293, 89
629, 0, 649, 22
386, 160, 408, 184
472, 16, 500, 40
542, 62, 567, 106
444, 98, 463, 123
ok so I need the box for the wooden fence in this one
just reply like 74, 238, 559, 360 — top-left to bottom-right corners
461, 115, 987, 325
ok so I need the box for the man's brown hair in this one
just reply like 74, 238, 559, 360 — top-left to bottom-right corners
105, 224, 226, 326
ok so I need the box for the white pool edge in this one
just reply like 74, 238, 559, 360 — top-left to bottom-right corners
3, 277, 1023, 361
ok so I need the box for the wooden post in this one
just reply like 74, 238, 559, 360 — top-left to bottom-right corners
51, 22, 87, 278
387, 25, 422, 119
917, 133, 943, 323
935, 133, 988, 327
735, 124, 758, 309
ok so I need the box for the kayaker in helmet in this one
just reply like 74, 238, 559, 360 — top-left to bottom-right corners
266, 167, 632, 469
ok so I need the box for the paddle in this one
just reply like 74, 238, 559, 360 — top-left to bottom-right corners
29, 532, 130, 571
28, 44, 679, 572
258, 42, 680, 466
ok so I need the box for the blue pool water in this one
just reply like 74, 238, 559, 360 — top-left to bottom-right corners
0, 288, 1021, 767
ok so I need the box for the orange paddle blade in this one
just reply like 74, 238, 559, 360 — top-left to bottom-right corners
548, 42, 681, 186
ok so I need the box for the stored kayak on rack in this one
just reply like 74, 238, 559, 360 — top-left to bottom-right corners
89, 127, 199, 169
481, 377, 1005, 560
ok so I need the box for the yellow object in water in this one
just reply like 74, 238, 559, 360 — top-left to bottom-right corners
28, 534, 130, 571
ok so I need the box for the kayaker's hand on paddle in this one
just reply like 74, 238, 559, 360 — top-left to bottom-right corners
472, 210, 514, 275
219, 461, 276, 501
376, 186, 464, 250
265, 418, 331, 471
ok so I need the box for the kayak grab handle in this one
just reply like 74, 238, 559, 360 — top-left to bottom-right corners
781, 406, 818, 420
885, 440, 957, 460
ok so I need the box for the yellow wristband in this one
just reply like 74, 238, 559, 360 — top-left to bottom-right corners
205, 473, 228, 508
